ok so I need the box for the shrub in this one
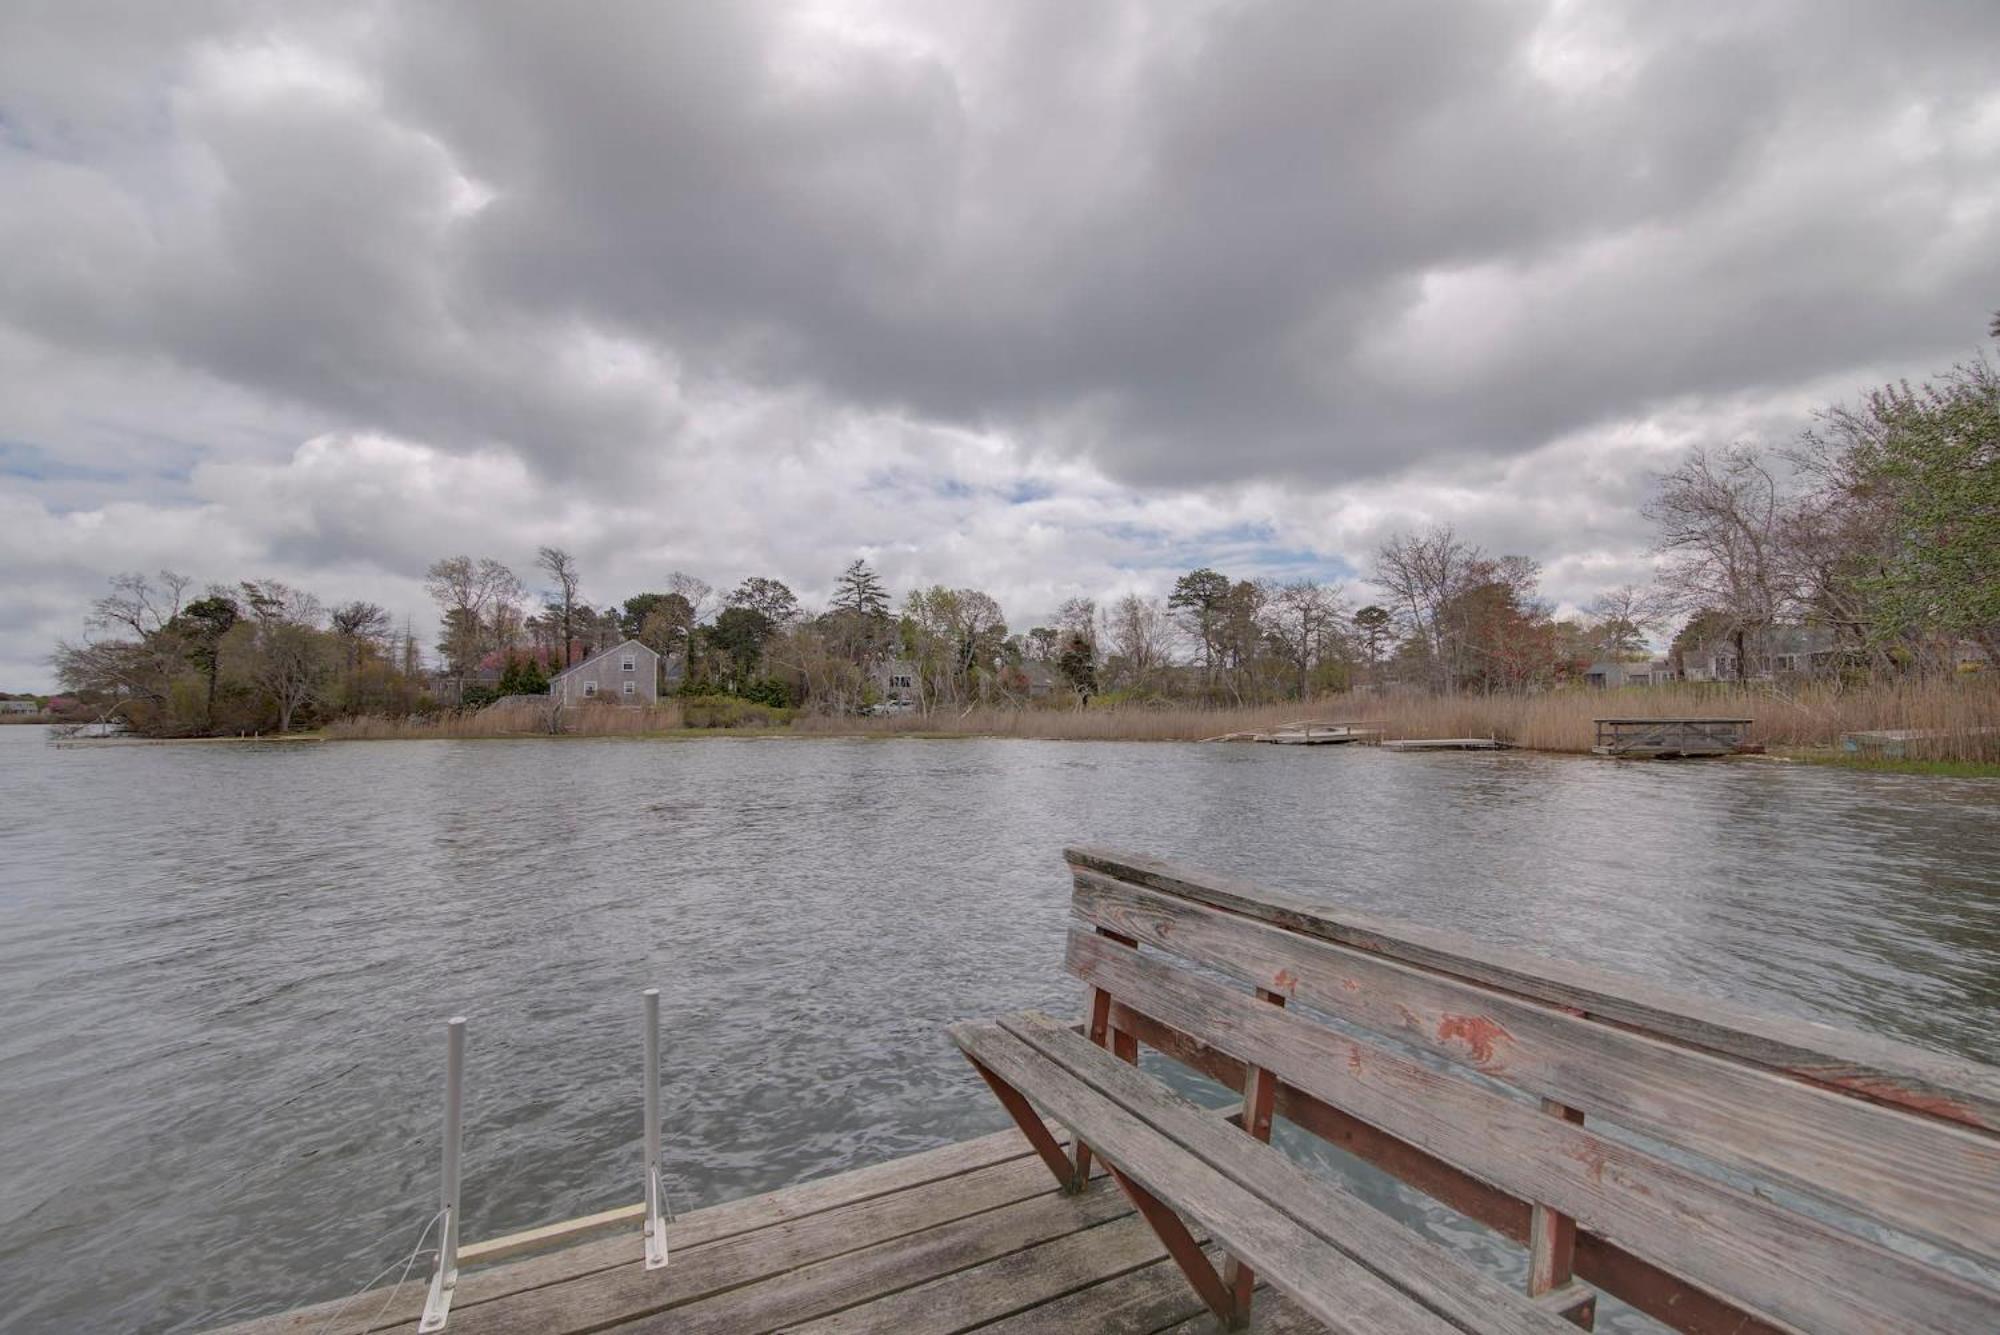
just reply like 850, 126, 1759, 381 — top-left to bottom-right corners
680, 694, 794, 729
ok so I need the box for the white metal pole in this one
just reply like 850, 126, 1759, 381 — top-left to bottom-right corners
643, 988, 669, 1269
420, 1016, 467, 1333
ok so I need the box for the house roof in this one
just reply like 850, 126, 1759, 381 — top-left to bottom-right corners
550, 637, 658, 682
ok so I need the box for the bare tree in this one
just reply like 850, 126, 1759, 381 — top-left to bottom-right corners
1583, 585, 1660, 661
1643, 447, 1795, 682
1373, 525, 1481, 692
668, 570, 714, 681
425, 556, 523, 688
239, 579, 331, 732
1102, 594, 1171, 691
90, 570, 191, 638
1055, 597, 1097, 648
1263, 579, 1345, 699
535, 547, 584, 667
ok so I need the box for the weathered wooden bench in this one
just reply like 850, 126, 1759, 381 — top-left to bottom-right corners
952, 847, 2000, 1333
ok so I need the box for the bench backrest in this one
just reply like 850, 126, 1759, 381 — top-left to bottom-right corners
1065, 847, 2000, 1335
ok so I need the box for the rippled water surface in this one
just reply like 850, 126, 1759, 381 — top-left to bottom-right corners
1, 727, 1996, 1331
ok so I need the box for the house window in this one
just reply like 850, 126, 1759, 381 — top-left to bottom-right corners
582, 681, 598, 698
622, 656, 636, 672
890, 674, 912, 689
622, 681, 636, 697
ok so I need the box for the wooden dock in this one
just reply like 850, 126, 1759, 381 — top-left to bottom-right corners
1380, 738, 1508, 752
217, 1123, 1318, 1335
217, 847, 2000, 1335
1255, 721, 1380, 746
1591, 717, 1753, 758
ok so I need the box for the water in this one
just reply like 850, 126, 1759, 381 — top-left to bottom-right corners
0, 727, 1995, 1332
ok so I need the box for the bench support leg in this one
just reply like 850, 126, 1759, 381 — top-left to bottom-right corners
1528, 1097, 1593, 1329
1072, 929, 1138, 1192
1071, 987, 1114, 1190
964, 1056, 1078, 1191
1222, 988, 1286, 1321
1106, 1162, 1239, 1329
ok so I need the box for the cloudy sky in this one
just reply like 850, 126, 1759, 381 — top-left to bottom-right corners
3, 1, 1996, 688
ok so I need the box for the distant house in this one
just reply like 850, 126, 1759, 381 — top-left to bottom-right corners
1017, 661, 1059, 699
872, 659, 920, 708
551, 638, 660, 707
1584, 659, 1678, 688
0, 699, 40, 715
1681, 625, 1840, 682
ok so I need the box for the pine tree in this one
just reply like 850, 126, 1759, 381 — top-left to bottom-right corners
831, 559, 890, 619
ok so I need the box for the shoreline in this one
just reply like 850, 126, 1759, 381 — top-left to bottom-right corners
39, 728, 2000, 775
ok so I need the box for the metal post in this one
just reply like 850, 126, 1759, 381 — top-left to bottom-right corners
419, 1017, 467, 1333
642, 988, 671, 1270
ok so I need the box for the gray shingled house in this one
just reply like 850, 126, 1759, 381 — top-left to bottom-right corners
551, 638, 660, 707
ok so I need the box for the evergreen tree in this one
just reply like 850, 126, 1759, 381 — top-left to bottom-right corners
831, 559, 890, 619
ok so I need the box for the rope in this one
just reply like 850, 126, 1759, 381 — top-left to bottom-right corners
309, 1206, 447, 1335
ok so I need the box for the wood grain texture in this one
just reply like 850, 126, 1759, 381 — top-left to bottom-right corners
1000, 1012, 1574, 1335
612, 1180, 1137, 1335
1065, 846, 2000, 1135
775, 1212, 1174, 1334
217, 1123, 1060, 1335
440, 1151, 1089, 1335
1105, 1001, 1786, 1335
1071, 869, 2000, 1266
951, 1019, 1464, 1335
1067, 929, 2000, 1335
966, 1250, 1216, 1335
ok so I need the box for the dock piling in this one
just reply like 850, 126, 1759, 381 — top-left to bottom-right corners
418, 1016, 466, 1333
643, 988, 671, 1270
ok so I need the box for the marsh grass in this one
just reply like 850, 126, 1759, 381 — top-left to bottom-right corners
326, 679, 1998, 757
798, 680, 2000, 756
326, 701, 685, 739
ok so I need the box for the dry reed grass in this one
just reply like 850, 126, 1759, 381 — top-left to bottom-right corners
326, 701, 685, 739
325, 679, 1999, 758
796, 680, 2000, 756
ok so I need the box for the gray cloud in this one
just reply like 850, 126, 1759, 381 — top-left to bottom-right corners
1, 0, 1996, 686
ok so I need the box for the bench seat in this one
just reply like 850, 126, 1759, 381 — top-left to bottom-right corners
953, 1013, 1578, 1334
950, 848, 2000, 1333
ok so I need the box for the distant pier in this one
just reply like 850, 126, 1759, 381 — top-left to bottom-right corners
1592, 717, 1754, 758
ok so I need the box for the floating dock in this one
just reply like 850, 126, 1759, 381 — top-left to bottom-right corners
1380, 738, 1509, 752
1591, 717, 1754, 758
1840, 727, 1994, 759
1254, 721, 1381, 746
216, 1123, 1303, 1335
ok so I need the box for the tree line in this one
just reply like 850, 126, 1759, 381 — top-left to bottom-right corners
49, 320, 1994, 733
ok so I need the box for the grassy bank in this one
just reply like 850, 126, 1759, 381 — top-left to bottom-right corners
1784, 749, 2000, 779
797, 681, 1999, 757
326, 701, 687, 739
319, 679, 1999, 759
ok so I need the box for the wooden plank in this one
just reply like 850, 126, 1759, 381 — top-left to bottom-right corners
1065, 847, 2000, 1136
457, 1202, 643, 1266
1156, 1288, 1329, 1334
1072, 870, 2000, 1265
1001, 1013, 1573, 1335
217, 1123, 1062, 1335
612, 1182, 1136, 1334
1112, 1001, 1785, 1335
777, 1212, 1175, 1334
951, 1020, 1461, 1335
967, 1250, 1214, 1334
442, 1151, 1090, 1335
1067, 929, 2000, 1335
